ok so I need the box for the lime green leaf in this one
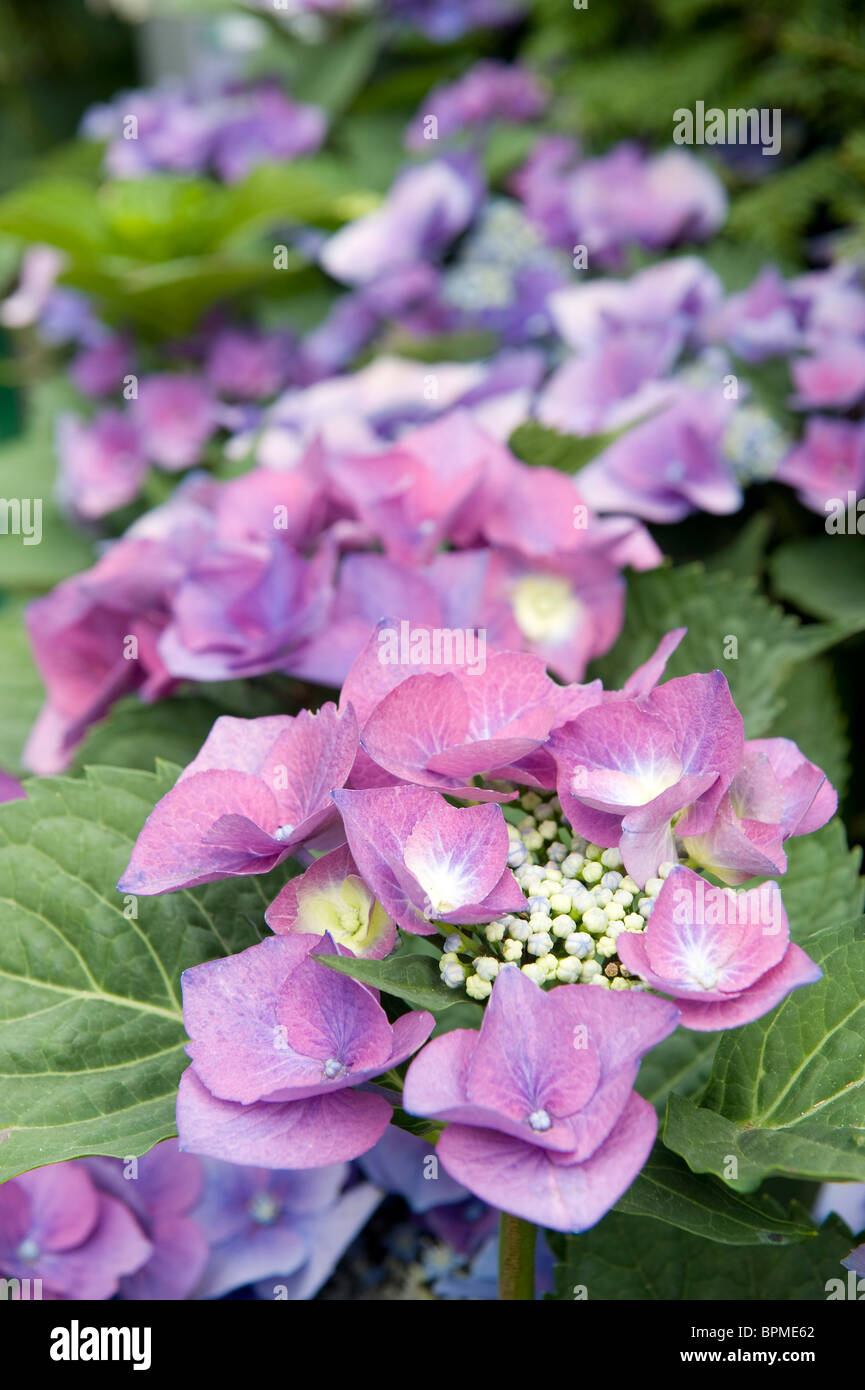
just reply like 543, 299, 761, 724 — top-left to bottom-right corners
613, 1147, 815, 1244
313, 951, 460, 1012
550, 1213, 853, 1300
0, 763, 288, 1180
507, 419, 622, 474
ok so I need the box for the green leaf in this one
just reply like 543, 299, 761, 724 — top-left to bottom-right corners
71, 697, 224, 775
0, 763, 289, 1181
550, 1213, 853, 1300
0, 380, 95, 591
663, 916, 865, 1189
288, 22, 382, 118
0, 598, 43, 776
770, 536, 865, 623
590, 562, 864, 735
768, 820, 863, 947
312, 950, 460, 1012
635, 1026, 719, 1114
507, 419, 622, 474
766, 660, 850, 802
613, 1146, 815, 1244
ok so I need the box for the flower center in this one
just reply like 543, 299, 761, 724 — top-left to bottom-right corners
248, 1192, 281, 1226
16, 1237, 40, 1263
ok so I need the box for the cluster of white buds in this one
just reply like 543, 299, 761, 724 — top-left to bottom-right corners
438, 788, 681, 999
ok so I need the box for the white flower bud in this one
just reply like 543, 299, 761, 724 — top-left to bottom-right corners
528, 912, 553, 936
580, 958, 602, 981
613, 889, 634, 907
502, 939, 524, 962
564, 931, 593, 959
585, 843, 603, 860
507, 918, 531, 942
645, 877, 665, 898
600, 848, 623, 869
527, 931, 554, 957
604, 901, 625, 922
549, 892, 572, 916
582, 907, 608, 934
441, 961, 467, 989
637, 897, 654, 919
443, 933, 463, 953
538, 953, 559, 978
485, 920, 506, 943
590, 974, 611, 988
600, 871, 622, 891
439, 952, 459, 969
465, 974, 492, 1000
595, 935, 617, 959
561, 853, 585, 878
621, 876, 640, 895
551, 913, 575, 939
538, 819, 558, 841
610, 977, 630, 991
623, 913, 645, 932
474, 956, 501, 982
592, 887, 614, 907
523, 830, 544, 852
581, 861, 603, 884
657, 860, 677, 878
520, 792, 542, 811
556, 958, 582, 983
521, 962, 546, 983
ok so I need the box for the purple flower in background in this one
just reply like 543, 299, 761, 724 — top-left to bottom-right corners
574, 384, 742, 523
359, 1126, 470, 1213
388, 0, 526, 40
405, 61, 546, 150
775, 417, 865, 513
265, 843, 398, 959
404, 967, 679, 1231
333, 784, 526, 932
85, 1141, 208, 1301
843, 1245, 865, 1279
132, 374, 218, 471
210, 83, 327, 183
82, 79, 327, 182
56, 410, 148, 519
193, 1159, 381, 1300
617, 867, 822, 1030
700, 267, 804, 363
205, 328, 296, 401
177, 932, 434, 1167
320, 155, 482, 287
0, 1162, 151, 1299
790, 341, 865, 410
118, 704, 358, 895
157, 537, 334, 682
70, 332, 133, 399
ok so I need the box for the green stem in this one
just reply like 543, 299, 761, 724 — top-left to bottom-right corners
498, 1212, 537, 1300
